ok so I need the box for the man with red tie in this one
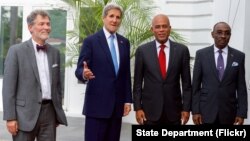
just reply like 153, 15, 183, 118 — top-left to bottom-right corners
133, 14, 192, 125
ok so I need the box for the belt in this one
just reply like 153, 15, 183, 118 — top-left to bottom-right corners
42, 100, 52, 104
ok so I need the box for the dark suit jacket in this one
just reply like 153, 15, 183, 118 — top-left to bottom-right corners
2, 39, 67, 131
75, 29, 132, 118
133, 40, 192, 122
192, 45, 248, 124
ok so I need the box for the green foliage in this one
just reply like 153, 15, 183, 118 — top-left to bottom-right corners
63, 0, 187, 67
48, 10, 67, 39
0, 7, 23, 75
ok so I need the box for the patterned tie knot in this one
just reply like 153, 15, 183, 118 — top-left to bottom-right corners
36, 44, 47, 52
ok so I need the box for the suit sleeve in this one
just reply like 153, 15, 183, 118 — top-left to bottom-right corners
2, 46, 18, 120
133, 47, 144, 111
192, 51, 202, 114
124, 40, 132, 103
236, 53, 248, 118
56, 49, 63, 105
181, 46, 192, 111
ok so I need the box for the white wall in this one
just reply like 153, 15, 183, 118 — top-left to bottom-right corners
243, 0, 250, 124
212, 0, 246, 51
154, 0, 213, 57
0, 80, 2, 111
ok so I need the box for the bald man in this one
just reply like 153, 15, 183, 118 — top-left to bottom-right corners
192, 22, 247, 125
133, 14, 192, 125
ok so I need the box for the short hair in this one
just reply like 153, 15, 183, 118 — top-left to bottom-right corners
27, 10, 50, 25
102, 3, 123, 18
213, 21, 231, 31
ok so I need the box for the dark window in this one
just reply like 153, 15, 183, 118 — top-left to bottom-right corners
0, 6, 23, 76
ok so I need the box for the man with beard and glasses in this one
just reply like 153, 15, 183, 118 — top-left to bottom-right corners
2, 10, 67, 141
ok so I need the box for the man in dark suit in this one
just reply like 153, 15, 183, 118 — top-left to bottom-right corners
133, 14, 192, 125
192, 22, 248, 125
75, 3, 132, 141
2, 10, 67, 141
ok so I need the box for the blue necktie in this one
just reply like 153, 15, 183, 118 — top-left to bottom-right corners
109, 34, 118, 75
217, 49, 224, 81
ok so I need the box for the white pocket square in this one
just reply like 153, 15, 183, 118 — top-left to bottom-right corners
232, 62, 238, 67
52, 64, 58, 68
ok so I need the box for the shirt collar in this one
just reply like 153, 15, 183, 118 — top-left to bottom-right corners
32, 39, 39, 51
213, 45, 228, 54
155, 39, 170, 48
31, 38, 47, 48
103, 27, 116, 39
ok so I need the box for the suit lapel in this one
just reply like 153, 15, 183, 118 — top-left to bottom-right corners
166, 40, 176, 80
26, 39, 41, 84
117, 34, 126, 76
149, 41, 163, 81
221, 47, 234, 82
207, 46, 220, 81
98, 30, 117, 76
46, 44, 53, 84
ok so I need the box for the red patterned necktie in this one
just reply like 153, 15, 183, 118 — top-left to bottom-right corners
159, 44, 166, 79
36, 44, 47, 52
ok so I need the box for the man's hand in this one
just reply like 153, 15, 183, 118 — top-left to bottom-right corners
136, 110, 147, 125
123, 104, 131, 116
234, 117, 244, 125
181, 111, 190, 125
7, 120, 18, 136
83, 61, 95, 80
192, 114, 203, 125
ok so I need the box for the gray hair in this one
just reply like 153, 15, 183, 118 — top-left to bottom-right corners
27, 10, 50, 25
102, 3, 123, 18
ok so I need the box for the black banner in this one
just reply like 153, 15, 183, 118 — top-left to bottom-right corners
132, 125, 250, 140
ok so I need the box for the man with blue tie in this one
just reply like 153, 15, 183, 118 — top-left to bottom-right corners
192, 22, 248, 125
75, 3, 132, 141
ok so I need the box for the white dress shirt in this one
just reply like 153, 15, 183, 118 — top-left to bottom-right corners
32, 39, 51, 100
